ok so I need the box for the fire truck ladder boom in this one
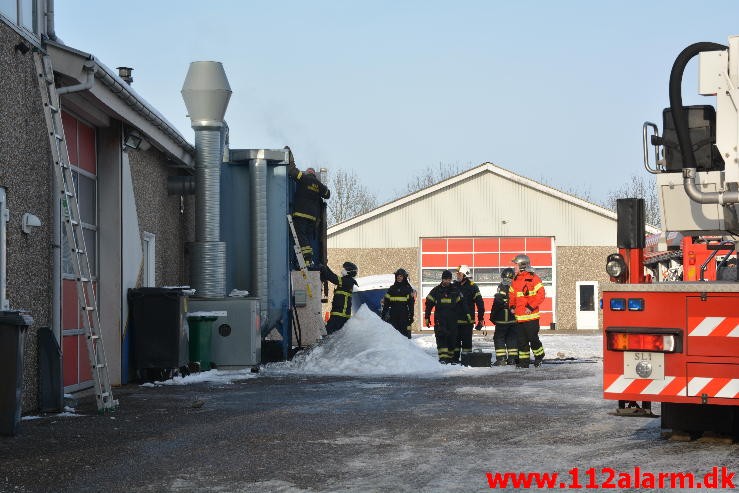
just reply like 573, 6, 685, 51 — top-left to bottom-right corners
34, 51, 118, 413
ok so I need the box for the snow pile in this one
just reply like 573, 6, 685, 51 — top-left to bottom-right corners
265, 304, 449, 376
140, 368, 257, 387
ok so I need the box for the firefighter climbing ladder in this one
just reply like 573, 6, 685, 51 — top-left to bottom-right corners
287, 214, 313, 299
33, 51, 117, 412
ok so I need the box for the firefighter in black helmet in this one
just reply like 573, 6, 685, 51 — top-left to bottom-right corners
321, 261, 358, 335
424, 270, 465, 364
490, 267, 518, 366
381, 268, 415, 339
286, 146, 330, 267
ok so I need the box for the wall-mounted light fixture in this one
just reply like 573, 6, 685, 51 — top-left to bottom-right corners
124, 130, 143, 150
14, 42, 30, 55
21, 213, 41, 234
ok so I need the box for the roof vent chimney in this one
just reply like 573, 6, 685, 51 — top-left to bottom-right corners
116, 66, 133, 84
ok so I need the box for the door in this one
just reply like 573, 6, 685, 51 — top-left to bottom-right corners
575, 281, 598, 330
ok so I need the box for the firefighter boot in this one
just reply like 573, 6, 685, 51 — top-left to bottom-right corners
492, 356, 507, 366
534, 355, 544, 367
460, 353, 470, 367
506, 356, 517, 366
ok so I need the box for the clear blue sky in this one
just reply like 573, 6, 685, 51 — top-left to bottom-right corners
56, 1, 739, 203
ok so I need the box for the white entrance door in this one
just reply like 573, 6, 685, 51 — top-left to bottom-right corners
575, 281, 598, 330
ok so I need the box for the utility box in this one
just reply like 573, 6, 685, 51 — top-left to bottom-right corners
128, 288, 189, 371
188, 297, 260, 368
291, 271, 324, 347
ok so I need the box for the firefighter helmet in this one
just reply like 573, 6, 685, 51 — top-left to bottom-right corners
500, 267, 515, 285
457, 264, 471, 278
342, 261, 358, 277
512, 254, 531, 271
441, 269, 453, 280
394, 268, 408, 281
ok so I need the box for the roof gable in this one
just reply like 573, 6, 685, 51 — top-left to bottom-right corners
328, 162, 657, 236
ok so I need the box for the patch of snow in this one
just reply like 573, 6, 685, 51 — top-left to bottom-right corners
186, 311, 226, 318
140, 368, 257, 387
21, 415, 41, 421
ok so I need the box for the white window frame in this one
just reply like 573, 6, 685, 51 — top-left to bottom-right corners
142, 232, 156, 287
0, 0, 42, 36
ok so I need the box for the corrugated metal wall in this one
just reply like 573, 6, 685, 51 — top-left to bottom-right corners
329, 171, 617, 248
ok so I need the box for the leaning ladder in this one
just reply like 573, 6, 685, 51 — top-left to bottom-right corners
286, 214, 313, 299
33, 52, 117, 412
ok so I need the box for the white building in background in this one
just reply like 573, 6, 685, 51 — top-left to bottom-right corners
327, 162, 659, 331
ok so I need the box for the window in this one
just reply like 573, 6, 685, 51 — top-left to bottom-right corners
0, 0, 38, 34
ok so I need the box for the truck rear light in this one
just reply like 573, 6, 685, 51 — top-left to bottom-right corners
606, 332, 676, 352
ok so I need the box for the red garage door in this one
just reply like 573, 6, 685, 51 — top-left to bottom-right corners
61, 111, 98, 392
420, 236, 555, 328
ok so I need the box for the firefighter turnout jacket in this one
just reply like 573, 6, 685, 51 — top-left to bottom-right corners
381, 281, 415, 325
509, 270, 545, 322
490, 283, 515, 325
288, 164, 330, 223
454, 278, 484, 325
321, 265, 358, 319
425, 283, 466, 328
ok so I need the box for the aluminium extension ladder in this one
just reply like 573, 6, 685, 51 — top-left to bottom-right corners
287, 214, 313, 299
33, 51, 117, 412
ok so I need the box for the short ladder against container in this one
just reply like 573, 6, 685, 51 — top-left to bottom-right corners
286, 214, 313, 299
33, 51, 118, 413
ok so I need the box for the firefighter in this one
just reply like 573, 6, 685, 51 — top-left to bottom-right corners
381, 268, 415, 339
453, 265, 485, 366
321, 261, 358, 335
286, 146, 330, 267
424, 270, 465, 364
490, 267, 518, 366
509, 254, 546, 368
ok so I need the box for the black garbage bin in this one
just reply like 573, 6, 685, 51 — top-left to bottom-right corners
0, 311, 33, 436
128, 288, 189, 378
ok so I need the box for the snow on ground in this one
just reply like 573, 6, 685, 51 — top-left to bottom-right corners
140, 368, 258, 387
145, 304, 603, 383
264, 304, 603, 377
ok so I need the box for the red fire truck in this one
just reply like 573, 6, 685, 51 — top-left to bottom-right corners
602, 36, 739, 436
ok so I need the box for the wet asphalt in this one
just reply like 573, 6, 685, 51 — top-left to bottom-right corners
1, 361, 737, 492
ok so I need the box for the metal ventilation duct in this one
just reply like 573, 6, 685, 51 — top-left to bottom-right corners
181, 62, 232, 297
250, 156, 269, 327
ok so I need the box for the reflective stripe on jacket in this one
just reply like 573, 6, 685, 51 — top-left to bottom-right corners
509, 270, 545, 322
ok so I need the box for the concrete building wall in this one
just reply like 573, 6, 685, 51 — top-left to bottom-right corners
555, 246, 614, 331
328, 245, 616, 332
0, 23, 53, 411
128, 147, 194, 286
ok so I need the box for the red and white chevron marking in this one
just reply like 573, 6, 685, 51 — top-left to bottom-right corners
604, 375, 739, 399
688, 316, 739, 337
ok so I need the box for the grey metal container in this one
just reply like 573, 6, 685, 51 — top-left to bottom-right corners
188, 297, 260, 368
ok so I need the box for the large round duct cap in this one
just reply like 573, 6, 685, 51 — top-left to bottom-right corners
181, 61, 232, 126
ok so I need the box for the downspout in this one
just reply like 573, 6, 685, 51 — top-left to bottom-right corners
57, 59, 96, 95
45, 0, 57, 41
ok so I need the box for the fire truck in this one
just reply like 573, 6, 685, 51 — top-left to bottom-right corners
602, 36, 739, 436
